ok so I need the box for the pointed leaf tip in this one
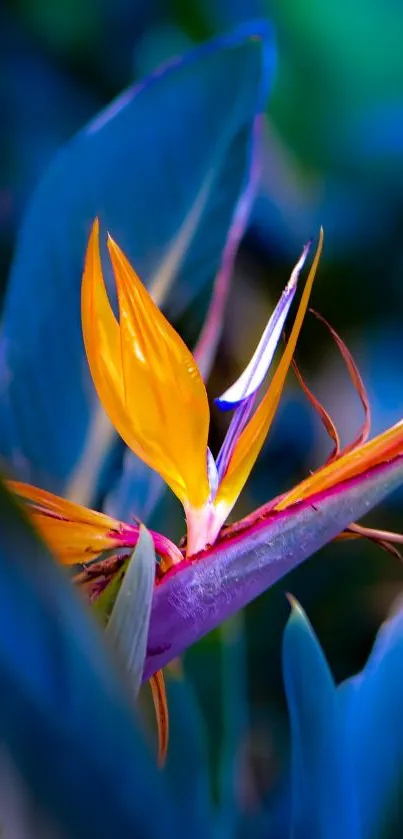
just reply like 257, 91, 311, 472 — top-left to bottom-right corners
282, 597, 358, 838
283, 598, 318, 655
285, 592, 305, 619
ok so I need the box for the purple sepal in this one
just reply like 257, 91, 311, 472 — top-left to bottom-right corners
143, 456, 403, 679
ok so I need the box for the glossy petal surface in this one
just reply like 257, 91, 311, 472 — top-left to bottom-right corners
82, 222, 210, 507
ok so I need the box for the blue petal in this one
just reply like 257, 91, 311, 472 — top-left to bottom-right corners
0, 479, 177, 838
0, 21, 275, 502
215, 241, 310, 411
283, 600, 358, 839
339, 600, 403, 838
215, 241, 311, 484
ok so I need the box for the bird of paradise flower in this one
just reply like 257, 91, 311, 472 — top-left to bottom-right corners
8, 220, 403, 762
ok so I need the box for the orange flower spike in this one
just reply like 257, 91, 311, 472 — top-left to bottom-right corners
80, 225, 322, 553
82, 220, 211, 512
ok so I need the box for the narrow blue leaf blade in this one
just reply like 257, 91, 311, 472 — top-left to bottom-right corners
340, 601, 403, 837
144, 457, 403, 678
0, 21, 275, 496
216, 614, 249, 839
163, 668, 213, 839
0, 480, 177, 838
106, 525, 156, 697
283, 600, 358, 839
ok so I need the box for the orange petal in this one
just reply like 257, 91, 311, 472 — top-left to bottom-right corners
8, 480, 118, 526
149, 669, 169, 767
82, 221, 149, 465
28, 517, 128, 565
215, 229, 323, 515
275, 419, 403, 510
82, 219, 210, 509
8, 480, 137, 565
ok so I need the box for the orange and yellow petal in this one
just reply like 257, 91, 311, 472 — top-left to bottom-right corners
82, 221, 147, 461
8, 480, 139, 565
29, 516, 129, 565
214, 228, 323, 517
82, 220, 211, 509
275, 418, 403, 511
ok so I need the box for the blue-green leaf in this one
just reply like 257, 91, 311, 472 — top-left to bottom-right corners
282, 599, 358, 839
0, 480, 177, 838
106, 525, 156, 697
340, 599, 403, 838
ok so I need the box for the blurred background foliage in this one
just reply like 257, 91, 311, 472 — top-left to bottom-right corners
1, 0, 403, 832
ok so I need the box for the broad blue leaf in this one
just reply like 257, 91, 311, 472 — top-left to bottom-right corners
0, 6, 100, 237
340, 600, 403, 838
144, 456, 403, 677
0, 21, 275, 501
282, 600, 358, 839
0, 479, 177, 838
164, 668, 213, 839
106, 525, 156, 697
